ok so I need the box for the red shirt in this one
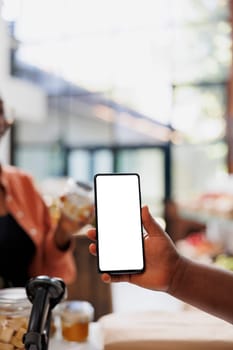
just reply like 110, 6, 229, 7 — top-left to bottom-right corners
0, 165, 76, 284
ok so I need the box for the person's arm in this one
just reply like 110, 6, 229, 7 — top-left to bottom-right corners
169, 255, 233, 324
87, 206, 233, 324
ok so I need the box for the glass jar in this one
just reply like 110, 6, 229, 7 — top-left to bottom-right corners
60, 301, 94, 342
0, 288, 31, 350
60, 179, 94, 224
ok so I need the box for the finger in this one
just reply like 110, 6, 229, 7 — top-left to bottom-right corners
87, 228, 96, 240
101, 273, 111, 283
110, 274, 130, 283
142, 206, 164, 237
89, 243, 97, 256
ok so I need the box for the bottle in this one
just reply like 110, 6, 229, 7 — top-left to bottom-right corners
60, 300, 94, 342
60, 179, 94, 225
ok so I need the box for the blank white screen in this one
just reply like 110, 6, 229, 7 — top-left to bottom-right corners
95, 174, 144, 272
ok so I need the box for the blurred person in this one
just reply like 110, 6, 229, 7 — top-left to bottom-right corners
87, 205, 233, 324
0, 96, 91, 288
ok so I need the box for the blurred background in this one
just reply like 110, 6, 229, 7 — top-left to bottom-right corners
0, 0, 233, 319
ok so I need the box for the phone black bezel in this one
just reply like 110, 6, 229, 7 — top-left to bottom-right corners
94, 172, 145, 275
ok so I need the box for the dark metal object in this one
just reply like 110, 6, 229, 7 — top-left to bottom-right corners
23, 276, 66, 350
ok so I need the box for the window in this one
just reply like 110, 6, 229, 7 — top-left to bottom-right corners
2, 0, 231, 204
15, 143, 66, 180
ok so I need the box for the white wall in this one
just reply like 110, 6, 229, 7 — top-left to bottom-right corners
0, 9, 47, 123
0, 4, 165, 150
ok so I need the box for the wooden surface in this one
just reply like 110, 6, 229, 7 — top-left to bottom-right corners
99, 310, 233, 350
67, 234, 113, 321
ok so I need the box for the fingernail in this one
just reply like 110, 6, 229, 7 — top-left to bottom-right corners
103, 274, 111, 283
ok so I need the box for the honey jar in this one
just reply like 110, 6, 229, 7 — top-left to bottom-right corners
60, 301, 94, 342
60, 179, 94, 224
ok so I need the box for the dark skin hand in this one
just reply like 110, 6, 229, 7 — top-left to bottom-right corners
87, 206, 233, 324
88, 206, 180, 290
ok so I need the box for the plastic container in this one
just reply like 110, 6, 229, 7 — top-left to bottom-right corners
60, 179, 94, 224
60, 301, 94, 342
0, 288, 31, 350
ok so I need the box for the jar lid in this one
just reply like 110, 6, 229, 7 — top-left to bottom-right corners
60, 301, 94, 323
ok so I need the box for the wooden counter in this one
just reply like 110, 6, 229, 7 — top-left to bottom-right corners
98, 309, 233, 350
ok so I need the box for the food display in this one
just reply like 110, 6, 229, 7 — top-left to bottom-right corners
176, 231, 223, 262
179, 192, 233, 220
178, 175, 233, 220
0, 316, 28, 350
0, 288, 31, 350
176, 176, 233, 266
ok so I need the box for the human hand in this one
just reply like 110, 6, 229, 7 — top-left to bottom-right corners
87, 206, 181, 292
60, 194, 95, 229
54, 206, 94, 250
58, 202, 95, 233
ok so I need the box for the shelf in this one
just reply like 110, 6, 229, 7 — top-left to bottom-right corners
178, 208, 233, 225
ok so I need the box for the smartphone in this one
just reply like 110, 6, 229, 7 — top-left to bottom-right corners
94, 173, 145, 274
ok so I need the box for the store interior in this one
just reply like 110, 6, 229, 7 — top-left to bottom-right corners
1, 0, 233, 347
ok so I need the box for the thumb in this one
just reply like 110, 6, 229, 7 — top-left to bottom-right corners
142, 206, 165, 237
